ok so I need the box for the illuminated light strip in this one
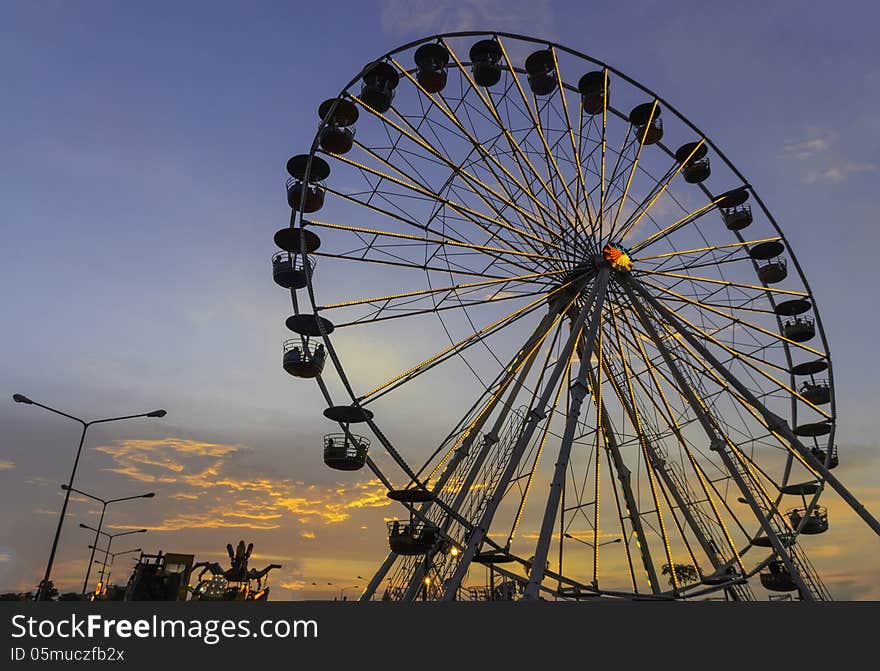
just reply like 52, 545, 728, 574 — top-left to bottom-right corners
425, 296, 578, 483
508, 352, 573, 543
495, 37, 580, 224
389, 55, 563, 241
615, 298, 822, 488
599, 68, 609, 241
638, 278, 829, 363
349, 97, 560, 254
634, 237, 783, 262
384, 59, 566, 246
592, 328, 603, 587
612, 306, 748, 575
318, 268, 566, 310
639, 269, 810, 298
622, 291, 793, 570
629, 197, 723, 253
608, 99, 658, 238
307, 219, 564, 262
361, 278, 579, 400
615, 138, 706, 243
440, 39, 577, 230
330, 152, 549, 249
600, 325, 678, 591
550, 46, 595, 232
643, 300, 820, 492
622, 288, 833, 424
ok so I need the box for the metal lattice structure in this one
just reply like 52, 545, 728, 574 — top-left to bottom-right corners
271, 32, 880, 602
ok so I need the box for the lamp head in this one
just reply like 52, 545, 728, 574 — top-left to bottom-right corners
13, 394, 33, 405
146, 409, 167, 418
143, 493, 156, 498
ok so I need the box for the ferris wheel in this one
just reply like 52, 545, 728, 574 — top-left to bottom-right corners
271, 32, 879, 602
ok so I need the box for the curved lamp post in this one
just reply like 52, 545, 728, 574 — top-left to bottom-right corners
80, 525, 147, 588
66, 485, 154, 596
12, 393, 164, 600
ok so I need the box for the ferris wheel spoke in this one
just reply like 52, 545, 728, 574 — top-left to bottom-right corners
613, 139, 706, 243
497, 37, 580, 221
550, 46, 595, 232
614, 299, 822, 493
307, 218, 561, 266
639, 277, 830, 365
618, 281, 820, 598
309, 249, 519, 280
333, 285, 545, 331
506, 347, 574, 550
605, 307, 744, 583
606, 100, 657, 236
322, 186, 547, 279
612, 305, 752, 571
628, 279, 850, 522
523, 269, 610, 598
587, 371, 662, 593
317, 268, 564, 312
634, 237, 782, 262
441, 39, 577, 232
639, 268, 810, 299
600, 328, 681, 590
329, 151, 553, 256
359, 284, 578, 403
641, 309, 821, 490
355, 95, 564, 254
628, 196, 724, 253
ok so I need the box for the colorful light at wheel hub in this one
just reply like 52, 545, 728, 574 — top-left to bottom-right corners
603, 243, 633, 272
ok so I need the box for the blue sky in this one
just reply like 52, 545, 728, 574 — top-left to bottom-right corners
1, 1, 878, 599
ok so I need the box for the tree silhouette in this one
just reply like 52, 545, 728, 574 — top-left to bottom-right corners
662, 563, 699, 588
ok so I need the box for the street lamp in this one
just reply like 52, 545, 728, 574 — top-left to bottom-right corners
65, 485, 154, 596
563, 533, 622, 549
80, 524, 147, 586
12, 393, 165, 600
92, 547, 142, 588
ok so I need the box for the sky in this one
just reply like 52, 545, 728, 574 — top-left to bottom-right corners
1, 0, 878, 600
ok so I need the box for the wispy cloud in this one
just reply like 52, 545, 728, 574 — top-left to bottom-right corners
803, 161, 878, 184
780, 126, 878, 184
0, 459, 15, 471
782, 128, 838, 160
380, 0, 555, 40
94, 437, 391, 533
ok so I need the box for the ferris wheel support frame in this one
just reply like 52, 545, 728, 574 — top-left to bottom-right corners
523, 269, 611, 599
440, 267, 610, 600
589, 379, 662, 594
621, 280, 818, 600
398, 307, 567, 601
627, 279, 880, 537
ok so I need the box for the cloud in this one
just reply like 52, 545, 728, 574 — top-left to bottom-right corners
782, 128, 838, 160
93, 437, 392, 533
803, 161, 878, 184
300, 531, 316, 540
780, 126, 877, 184
0, 553, 11, 562
0, 459, 14, 471
380, 0, 555, 40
